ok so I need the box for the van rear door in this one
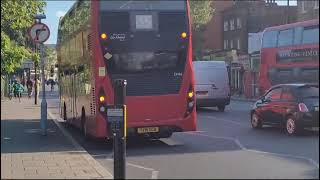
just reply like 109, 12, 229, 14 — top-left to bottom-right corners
210, 67, 229, 99
194, 67, 215, 99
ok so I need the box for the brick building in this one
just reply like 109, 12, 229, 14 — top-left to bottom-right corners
202, 1, 233, 51
202, 1, 299, 98
297, 0, 319, 21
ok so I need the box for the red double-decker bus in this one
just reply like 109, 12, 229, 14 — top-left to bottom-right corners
259, 19, 319, 95
57, 0, 196, 139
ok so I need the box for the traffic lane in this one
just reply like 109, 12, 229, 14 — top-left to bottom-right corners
46, 98, 318, 178
60, 123, 318, 179
197, 101, 319, 164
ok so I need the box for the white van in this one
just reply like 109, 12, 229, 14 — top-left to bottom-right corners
193, 61, 230, 112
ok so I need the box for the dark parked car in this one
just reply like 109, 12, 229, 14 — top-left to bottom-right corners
251, 84, 319, 135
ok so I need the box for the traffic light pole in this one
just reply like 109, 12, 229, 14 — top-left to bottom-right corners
113, 79, 127, 179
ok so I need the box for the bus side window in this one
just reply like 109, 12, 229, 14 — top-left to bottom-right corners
302, 25, 319, 44
293, 27, 303, 45
278, 28, 293, 47
262, 31, 278, 48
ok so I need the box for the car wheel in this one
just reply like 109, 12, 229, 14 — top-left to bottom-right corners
217, 105, 225, 112
251, 112, 263, 129
286, 117, 301, 136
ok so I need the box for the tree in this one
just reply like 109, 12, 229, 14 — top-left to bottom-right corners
1, 0, 45, 74
190, 0, 214, 57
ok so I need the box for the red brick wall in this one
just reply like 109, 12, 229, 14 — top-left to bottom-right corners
203, 1, 233, 50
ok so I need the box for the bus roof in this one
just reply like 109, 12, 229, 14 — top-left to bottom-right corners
264, 19, 319, 32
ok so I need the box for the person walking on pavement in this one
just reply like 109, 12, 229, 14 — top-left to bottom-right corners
26, 78, 33, 98
13, 80, 24, 102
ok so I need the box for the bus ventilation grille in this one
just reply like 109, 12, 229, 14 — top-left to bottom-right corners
90, 87, 96, 115
88, 33, 92, 56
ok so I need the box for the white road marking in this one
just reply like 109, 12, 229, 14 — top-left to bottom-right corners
200, 115, 248, 127
106, 158, 159, 179
160, 138, 183, 146
188, 131, 319, 169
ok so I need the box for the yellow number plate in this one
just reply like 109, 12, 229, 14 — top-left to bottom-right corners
137, 127, 159, 134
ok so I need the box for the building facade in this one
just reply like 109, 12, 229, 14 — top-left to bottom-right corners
202, 1, 233, 51
297, 0, 319, 21
221, 1, 297, 98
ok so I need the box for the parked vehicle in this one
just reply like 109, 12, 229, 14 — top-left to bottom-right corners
251, 83, 319, 135
193, 61, 230, 112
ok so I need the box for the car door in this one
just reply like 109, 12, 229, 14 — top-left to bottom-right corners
279, 87, 297, 124
262, 87, 282, 124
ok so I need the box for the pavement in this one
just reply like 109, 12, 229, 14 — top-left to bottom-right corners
1, 96, 113, 179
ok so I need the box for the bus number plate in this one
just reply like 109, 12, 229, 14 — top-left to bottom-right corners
137, 127, 159, 134
315, 107, 319, 111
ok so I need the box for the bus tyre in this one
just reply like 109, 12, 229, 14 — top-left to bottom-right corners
251, 112, 263, 129
285, 117, 301, 136
217, 105, 225, 112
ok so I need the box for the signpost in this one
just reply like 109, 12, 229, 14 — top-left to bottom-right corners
28, 14, 50, 136
105, 79, 127, 179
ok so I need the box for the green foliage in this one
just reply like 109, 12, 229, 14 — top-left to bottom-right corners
1, 0, 45, 74
190, 0, 214, 52
1, 32, 31, 74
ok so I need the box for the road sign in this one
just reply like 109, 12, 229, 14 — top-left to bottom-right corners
28, 23, 50, 43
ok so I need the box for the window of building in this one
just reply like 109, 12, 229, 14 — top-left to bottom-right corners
302, 25, 319, 44
237, 38, 241, 49
314, 0, 319, 9
262, 30, 278, 48
224, 39, 228, 49
230, 39, 234, 49
230, 19, 235, 30
278, 28, 293, 47
224, 21, 229, 31
236, 18, 241, 29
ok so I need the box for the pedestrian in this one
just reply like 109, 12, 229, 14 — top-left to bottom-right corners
50, 79, 55, 91
13, 80, 24, 102
26, 78, 33, 98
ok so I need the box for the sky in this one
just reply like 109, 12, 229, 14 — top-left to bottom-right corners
43, 0, 297, 45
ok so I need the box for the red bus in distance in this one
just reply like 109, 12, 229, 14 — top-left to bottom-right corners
56, 0, 196, 139
259, 19, 319, 95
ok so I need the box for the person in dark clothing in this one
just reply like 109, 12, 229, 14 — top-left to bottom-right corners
26, 78, 33, 98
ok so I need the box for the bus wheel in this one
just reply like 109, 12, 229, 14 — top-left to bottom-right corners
81, 109, 89, 140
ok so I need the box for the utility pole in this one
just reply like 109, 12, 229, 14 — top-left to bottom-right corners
34, 43, 38, 105
30, 14, 50, 136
